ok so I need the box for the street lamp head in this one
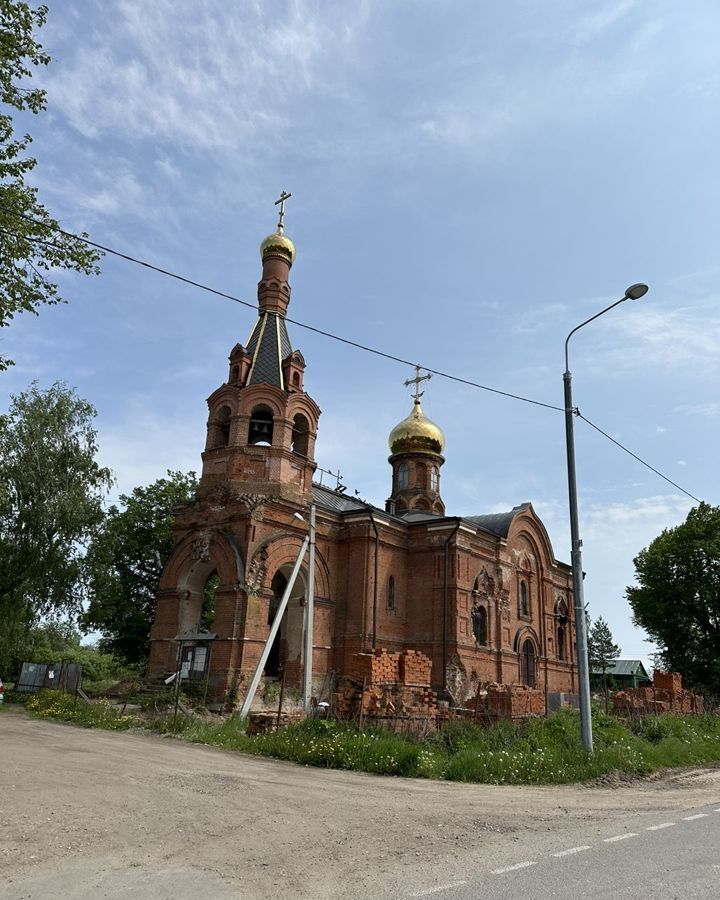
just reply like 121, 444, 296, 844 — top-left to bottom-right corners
293, 512, 304, 522
624, 283, 649, 301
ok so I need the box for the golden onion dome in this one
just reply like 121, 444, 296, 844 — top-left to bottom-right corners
388, 400, 445, 456
260, 229, 296, 264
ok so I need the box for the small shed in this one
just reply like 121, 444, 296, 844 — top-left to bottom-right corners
590, 658, 651, 691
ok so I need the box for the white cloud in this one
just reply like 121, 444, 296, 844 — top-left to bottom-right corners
511, 302, 570, 335
44, 2, 370, 154
572, 0, 641, 45
674, 402, 720, 418
583, 298, 720, 376
98, 405, 204, 499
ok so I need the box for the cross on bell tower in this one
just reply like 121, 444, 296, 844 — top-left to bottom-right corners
274, 190, 291, 233
404, 365, 432, 404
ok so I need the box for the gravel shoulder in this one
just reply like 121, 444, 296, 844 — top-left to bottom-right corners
2, 709, 719, 899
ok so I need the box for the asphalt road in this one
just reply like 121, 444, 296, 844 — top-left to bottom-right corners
409, 802, 720, 899
2, 709, 719, 899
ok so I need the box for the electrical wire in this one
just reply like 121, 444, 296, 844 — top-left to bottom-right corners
0, 208, 706, 502
577, 413, 703, 504
0, 209, 563, 412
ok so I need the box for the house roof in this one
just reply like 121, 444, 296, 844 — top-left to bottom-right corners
463, 504, 530, 538
591, 659, 650, 678
312, 483, 370, 514
312, 486, 532, 533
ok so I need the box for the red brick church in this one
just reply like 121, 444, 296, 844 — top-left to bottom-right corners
148, 210, 578, 703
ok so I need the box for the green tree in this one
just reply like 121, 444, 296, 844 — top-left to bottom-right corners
82, 471, 199, 665
0, 1, 101, 371
0, 381, 113, 673
587, 616, 620, 712
627, 502, 720, 697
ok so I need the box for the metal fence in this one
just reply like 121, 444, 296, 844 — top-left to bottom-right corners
15, 661, 83, 694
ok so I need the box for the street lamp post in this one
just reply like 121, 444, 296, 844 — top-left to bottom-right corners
564, 283, 648, 753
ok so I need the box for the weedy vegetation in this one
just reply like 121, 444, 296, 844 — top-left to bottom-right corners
10, 691, 720, 784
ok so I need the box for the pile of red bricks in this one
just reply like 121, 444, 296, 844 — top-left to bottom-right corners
399, 650, 433, 685
247, 710, 306, 735
335, 649, 438, 720
466, 682, 546, 720
346, 649, 401, 685
612, 671, 704, 716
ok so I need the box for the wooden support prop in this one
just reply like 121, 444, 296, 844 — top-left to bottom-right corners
239, 536, 309, 719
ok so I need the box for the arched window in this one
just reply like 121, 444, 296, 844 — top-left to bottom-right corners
416, 463, 427, 488
520, 580, 529, 616
557, 624, 566, 661
291, 413, 310, 457
387, 575, 396, 612
248, 406, 274, 446
397, 462, 409, 490
555, 597, 569, 661
472, 605, 487, 645
430, 465, 439, 492
292, 371, 301, 387
521, 639, 536, 687
231, 365, 240, 382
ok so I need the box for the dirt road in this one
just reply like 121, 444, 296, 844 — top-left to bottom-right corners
2, 710, 719, 899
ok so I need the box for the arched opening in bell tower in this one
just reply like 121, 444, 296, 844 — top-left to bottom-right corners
291, 413, 310, 457
248, 405, 274, 446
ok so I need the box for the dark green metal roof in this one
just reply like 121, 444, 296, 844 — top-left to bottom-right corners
591, 659, 650, 679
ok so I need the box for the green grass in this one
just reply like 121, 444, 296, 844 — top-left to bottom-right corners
15, 690, 720, 784
22, 689, 137, 730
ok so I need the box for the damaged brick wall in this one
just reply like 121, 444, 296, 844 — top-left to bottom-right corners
612, 671, 704, 716
334, 649, 437, 720
465, 682, 546, 720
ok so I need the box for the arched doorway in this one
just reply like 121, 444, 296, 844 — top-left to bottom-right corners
264, 566, 306, 679
520, 639, 536, 688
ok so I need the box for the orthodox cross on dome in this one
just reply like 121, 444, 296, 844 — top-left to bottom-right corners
274, 190, 292, 232
404, 364, 432, 403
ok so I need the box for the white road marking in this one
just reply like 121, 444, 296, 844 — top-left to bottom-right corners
491, 861, 537, 875
412, 884, 467, 897
646, 822, 676, 831
553, 846, 591, 857
682, 813, 708, 821
604, 833, 638, 843
715, 808, 720, 813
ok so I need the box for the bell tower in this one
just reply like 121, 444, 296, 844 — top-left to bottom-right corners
386, 368, 445, 516
199, 193, 320, 503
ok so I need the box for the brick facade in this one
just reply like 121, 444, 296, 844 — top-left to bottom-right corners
148, 223, 578, 704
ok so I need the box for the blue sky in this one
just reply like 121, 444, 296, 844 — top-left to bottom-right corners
3, 0, 719, 663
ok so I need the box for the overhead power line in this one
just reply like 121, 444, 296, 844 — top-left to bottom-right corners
0, 211, 563, 412
577, 414, 702, 503
0, 208, 705, 504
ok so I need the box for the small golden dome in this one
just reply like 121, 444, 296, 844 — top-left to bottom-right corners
260, 229, 296, 264
388, 400, 445, 456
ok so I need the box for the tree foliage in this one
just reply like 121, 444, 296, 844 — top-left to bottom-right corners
627, 502, 720, 697
14, 621, 130, 684
0, 381, 113, 673
587, 615, 620, 710
0, 1, 101, 370
587, 616, 621, 677
83, 471, 199, 665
